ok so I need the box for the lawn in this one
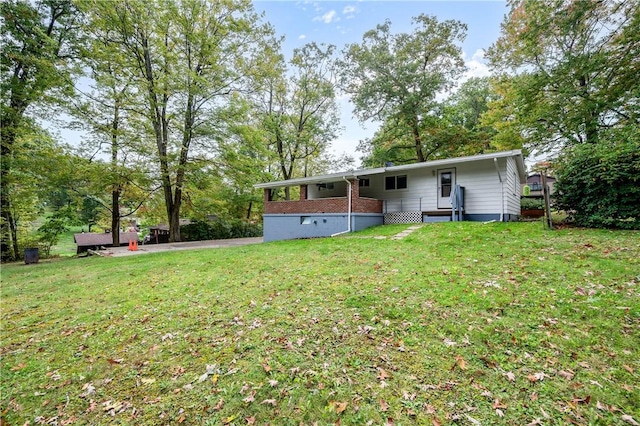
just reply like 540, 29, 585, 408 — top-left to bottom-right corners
1, 222, 639, 425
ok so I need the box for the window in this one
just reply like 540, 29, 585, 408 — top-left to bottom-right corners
300, 216, 312, 225
359, 178, 370, 188
440, 172, 452, 197
529, 182, 542, 191
385, 175, 408, 190
317, 183, 334, 191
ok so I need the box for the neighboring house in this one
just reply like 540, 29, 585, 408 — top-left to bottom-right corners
74, 232, 138, 254
255, 150, 526, 242
522, 173, 556, 198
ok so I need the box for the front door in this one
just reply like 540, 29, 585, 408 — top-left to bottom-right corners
437, 168, 455, 208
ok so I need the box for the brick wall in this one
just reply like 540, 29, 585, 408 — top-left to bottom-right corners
263, 180, 382, 214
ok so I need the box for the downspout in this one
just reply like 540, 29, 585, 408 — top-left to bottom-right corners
331, 176, 353, 237
494, 158, 504, 222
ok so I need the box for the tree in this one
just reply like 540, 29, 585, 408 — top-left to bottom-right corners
339, 15, 467, 163
258, 42, 341, 199
486, 0, 640, 151
359, 77, 499, 167
79, 0, 272, 241
553, 130, 640, 229
1, 0, 80, 261
69, 12, 152, 246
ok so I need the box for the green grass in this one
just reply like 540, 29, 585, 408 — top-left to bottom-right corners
1, 222, 639, 425
49, 226, 84, 257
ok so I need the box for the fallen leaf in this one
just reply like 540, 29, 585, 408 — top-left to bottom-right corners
261, 399, 276, 406
107, 358, 123, 365
333, 401, 348, 414
454, 355, 467, 370
245, 416, 256, 425
222, 415, 237, 425
262, 361, 271, 373
571, 395, 591, 405
622, 415, 640, 426
558, 370, 575, 380
243, 391, 256, 403
465, 414, 481, 425
377, 367, 391, 380
432, 419, 442, 426
505, 372, 516, 382
623, 365, 634, 374
493, 399, 507, 410
213, 398, 224, 411
11, 363, 27, 371
379, 399, 389, 412
495, 409, 505, 417
177, 413, 186, 423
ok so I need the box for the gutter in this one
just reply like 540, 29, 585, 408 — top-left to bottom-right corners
494, 158, 505, 222
331, 176, 353, 237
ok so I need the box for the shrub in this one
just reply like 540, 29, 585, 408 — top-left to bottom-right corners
553, 135, 640, 229
180, 219, 262, 241
520, 197, 544, 210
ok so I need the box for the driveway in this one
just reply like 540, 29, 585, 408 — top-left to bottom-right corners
106, 237, 263, 257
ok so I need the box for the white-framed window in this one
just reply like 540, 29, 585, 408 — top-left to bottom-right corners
359, 178, 370, 188
385, 175, 407, 191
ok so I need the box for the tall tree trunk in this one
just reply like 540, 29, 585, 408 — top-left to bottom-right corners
111, 100, 121, 247
410, 115, 425, 162
111, 189, 120, 245
1, 119, 20, 261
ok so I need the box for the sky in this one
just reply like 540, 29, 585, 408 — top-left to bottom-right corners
252, 0, 509, 167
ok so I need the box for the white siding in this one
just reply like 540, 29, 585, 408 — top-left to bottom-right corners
505, 157, 522, 216
359, 159, 507, 214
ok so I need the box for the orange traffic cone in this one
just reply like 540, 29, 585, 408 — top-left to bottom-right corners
133, 240, 138, 251
128, 239, 133, 251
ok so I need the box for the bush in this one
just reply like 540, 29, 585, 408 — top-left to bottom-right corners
180, 219, 262, 241
553, 135, 640, 229
520, 198, 544, 210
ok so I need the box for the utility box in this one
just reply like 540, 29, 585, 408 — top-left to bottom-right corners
24, 248, 39, 265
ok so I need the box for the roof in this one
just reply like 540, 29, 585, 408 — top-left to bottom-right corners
255, 150, 526, 189
74, 232, 138, 247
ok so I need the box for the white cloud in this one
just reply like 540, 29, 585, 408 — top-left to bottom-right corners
313, 10, 338, 24
462, 49, 491, 80
298, 34, 307, 40
343, 5, 356, 14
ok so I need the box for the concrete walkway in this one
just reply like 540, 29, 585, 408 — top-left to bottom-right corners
104, 237, 263, 257
391, 224, 424, 240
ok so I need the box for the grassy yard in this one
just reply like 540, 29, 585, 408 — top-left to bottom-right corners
1, 222, 639, 425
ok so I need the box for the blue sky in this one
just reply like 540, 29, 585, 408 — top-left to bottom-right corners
253, 1, 509, 166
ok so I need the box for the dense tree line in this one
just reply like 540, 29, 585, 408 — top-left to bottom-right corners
2, 0, 638, 260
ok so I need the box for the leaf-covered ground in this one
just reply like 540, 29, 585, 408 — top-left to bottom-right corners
2, 222, 639, 425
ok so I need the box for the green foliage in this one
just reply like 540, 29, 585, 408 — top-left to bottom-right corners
487, 0, 639, 150
553, 134, 640, 229
37, 208, 73, 256
339, 14, 467, 163
520, 197, 543, 210
1, 0, 81, 261
180, 219, 262, 241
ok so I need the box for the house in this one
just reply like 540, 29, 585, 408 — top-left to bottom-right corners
255, 150, 526, 242
74, 232, 139, 254
522, 173, 556, 198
